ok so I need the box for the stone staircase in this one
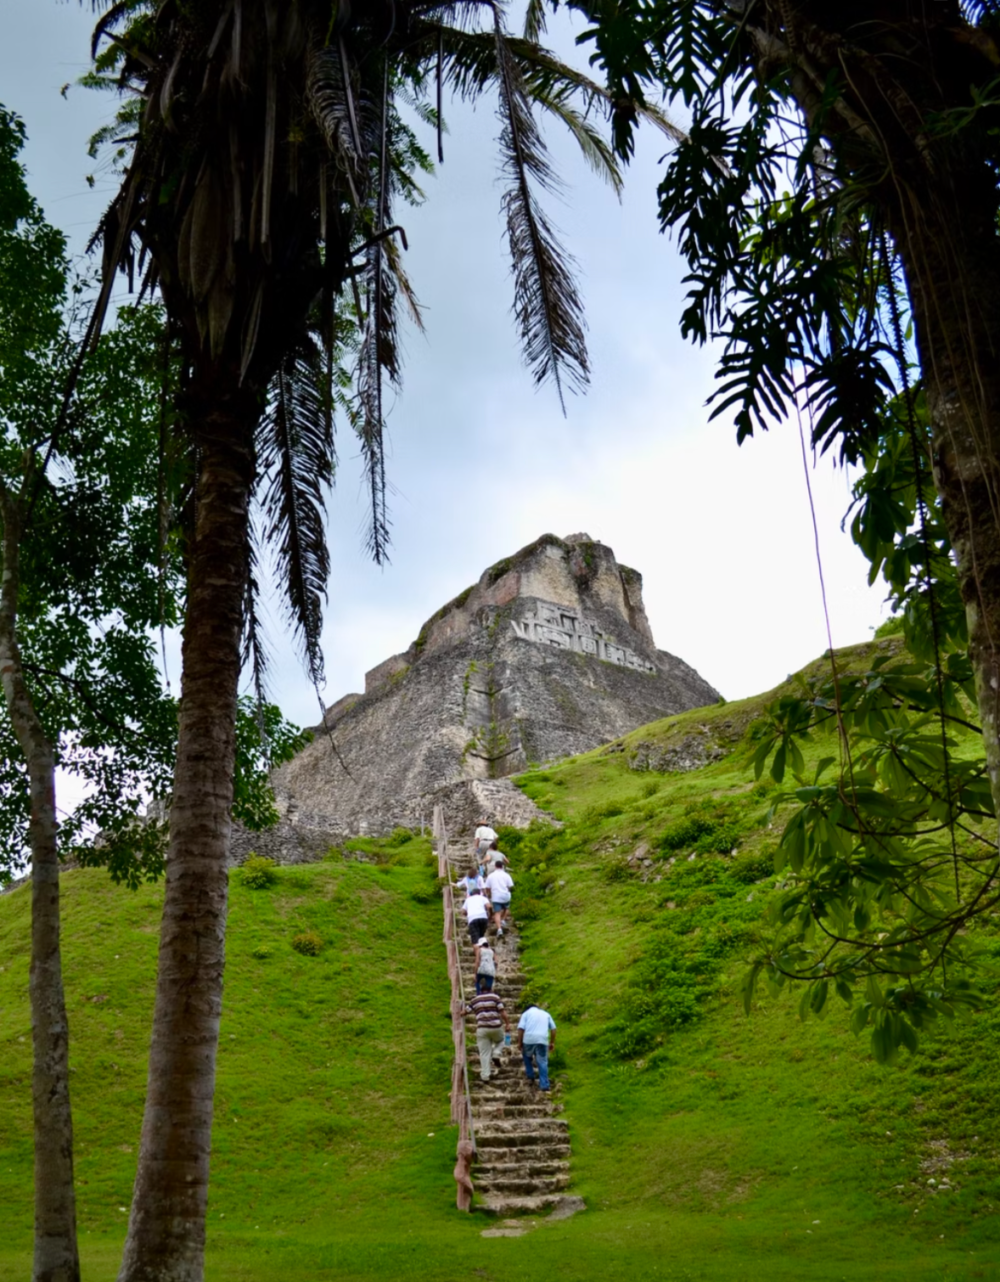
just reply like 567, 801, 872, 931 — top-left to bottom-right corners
449, 846, 572, 1215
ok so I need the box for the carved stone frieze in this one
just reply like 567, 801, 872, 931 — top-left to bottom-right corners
509, 601, 658, 674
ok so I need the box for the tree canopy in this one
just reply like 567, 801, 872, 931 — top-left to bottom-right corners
563, 0, 1000, 1059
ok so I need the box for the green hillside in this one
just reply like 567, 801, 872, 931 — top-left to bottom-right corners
3, 639, 1000, 1280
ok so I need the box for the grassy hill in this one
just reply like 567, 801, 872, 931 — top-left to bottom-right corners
3, 638, 1000, 1280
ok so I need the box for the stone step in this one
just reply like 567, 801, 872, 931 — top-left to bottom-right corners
472, 1087, 554, 1103
478, 1192, 567, 1215
476, 1172, 571, 1196
476, 1158, 569, 1177
473, 1093, 551, 1108
474, 1117, 566, 1128
475, 1144, 572, 1166
476, 1129, 569, 1152
475, 1103, 554, 1119
459, 984, 522, 993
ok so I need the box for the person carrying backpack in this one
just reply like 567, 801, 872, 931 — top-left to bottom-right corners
485, 857, 514, 936
474, 936, 497, 994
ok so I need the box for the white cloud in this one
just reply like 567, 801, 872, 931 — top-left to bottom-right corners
4, 1, 887, 743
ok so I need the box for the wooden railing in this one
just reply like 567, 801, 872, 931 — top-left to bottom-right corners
433, 804, 477, 1210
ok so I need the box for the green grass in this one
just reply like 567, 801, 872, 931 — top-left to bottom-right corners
4, 641, 1000, 1278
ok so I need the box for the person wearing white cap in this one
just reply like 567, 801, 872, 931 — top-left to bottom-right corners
473, 818, 498, 869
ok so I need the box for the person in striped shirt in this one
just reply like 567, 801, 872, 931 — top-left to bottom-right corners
463, 990, 511, 1081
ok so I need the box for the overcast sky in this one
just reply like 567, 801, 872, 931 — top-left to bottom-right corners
3, 1, 887, 734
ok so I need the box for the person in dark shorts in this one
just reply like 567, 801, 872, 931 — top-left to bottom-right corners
463, 885, 490, 944
475, 937, 497, 994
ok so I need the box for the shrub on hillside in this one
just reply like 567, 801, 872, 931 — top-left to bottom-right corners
251, 944, 273, 960
730, 848, 775, 883
514, 897, 542, 922
291, 930, 323, 956
583, 801, 624, 823
410, 884, 441, 905
659, 801, 756, 856
602, 856, 636, 883
240, 854, 277, 889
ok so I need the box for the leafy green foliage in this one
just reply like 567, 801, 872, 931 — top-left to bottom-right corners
732, 385, 994, 1061
232, 699, 310, 832
290, 930, 324, 957
0, 106, 182, 885
742, 644, 993, 1061
557, 0, 1000, 1062
240, 855, 278, 890
659, 799, 754, 855
605, 854, 765, 1060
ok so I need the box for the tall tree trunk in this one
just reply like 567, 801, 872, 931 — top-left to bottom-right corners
0, 489, 81, 1282
117, 403, 255, 1282
892, 165, 1000, 818
763, 5, 1000, 825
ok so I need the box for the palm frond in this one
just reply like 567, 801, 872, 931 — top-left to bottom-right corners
531, 87, 623, 194
241, 527, 272, 748
384, 232, 424, 330
523, 0, 549, 42
493, 16, 589, 409
355, 63, 395, 566
517, 45, 686, 146
258, 340, 334, 687
306, 44, 364, 207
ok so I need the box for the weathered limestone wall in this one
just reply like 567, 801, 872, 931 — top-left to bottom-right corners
263, 532, 719, 848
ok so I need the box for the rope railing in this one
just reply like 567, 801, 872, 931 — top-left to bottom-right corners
433, 804, 477, 1211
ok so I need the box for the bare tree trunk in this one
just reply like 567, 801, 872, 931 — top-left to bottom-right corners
117, 409, 254, 1282
0, 489, 81, 1282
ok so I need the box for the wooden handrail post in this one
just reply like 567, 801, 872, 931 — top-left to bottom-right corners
436, 811, 478, 1210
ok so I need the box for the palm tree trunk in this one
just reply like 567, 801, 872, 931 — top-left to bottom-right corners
889, 162, 1000, 821
0, 490, 81, 1282
117, 407, 254, 1282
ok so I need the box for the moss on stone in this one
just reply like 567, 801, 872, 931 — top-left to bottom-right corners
484, 533, 568, 587
483, 557, 513, 586
413, 583, 476, 653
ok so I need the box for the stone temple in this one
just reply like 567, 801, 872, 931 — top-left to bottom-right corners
236, 533, 719, 860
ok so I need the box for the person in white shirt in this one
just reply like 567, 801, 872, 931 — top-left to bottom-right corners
484, 859, 514, 936
517, 1004, 557, 1091
462, 885, 491, 944
473, 819, 498, 868
455, 867, 484, 896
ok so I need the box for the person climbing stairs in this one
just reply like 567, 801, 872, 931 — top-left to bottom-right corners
447, 843, 572, 1214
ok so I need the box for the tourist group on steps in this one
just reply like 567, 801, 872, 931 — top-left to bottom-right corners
458, 818, 558, 1093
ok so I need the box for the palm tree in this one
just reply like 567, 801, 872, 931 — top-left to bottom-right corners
87, 3, 671, 1277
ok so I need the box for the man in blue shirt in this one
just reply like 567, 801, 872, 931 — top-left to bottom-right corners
517, 1004, 557, 1092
